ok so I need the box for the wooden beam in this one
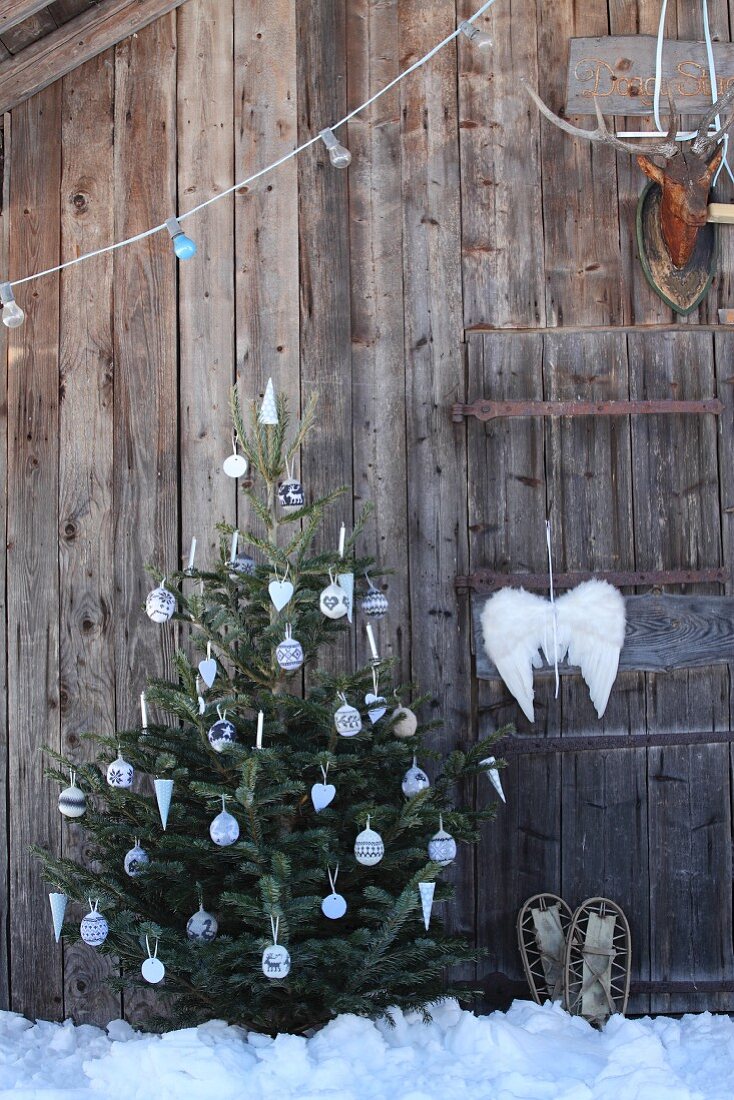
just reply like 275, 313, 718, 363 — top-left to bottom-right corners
708, 203, 734, 225
0, 2, 53, 36
0, 0, 191, 116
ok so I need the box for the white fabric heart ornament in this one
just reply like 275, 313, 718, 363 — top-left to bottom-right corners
365, 693, 387, 723
480, 580, 626, 723
310, 782, 336, 812
269, 579, 294, 611
198, 658, 217, 688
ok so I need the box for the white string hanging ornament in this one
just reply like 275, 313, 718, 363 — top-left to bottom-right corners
223, 432, 248, 479
278, 459, 305, 513
198, 640, 217, 689
262, 916, 291, 979
276, 622, 304, 671
145, 577, 176, 623
428, 813, 458, 866
141, 936, 166, 984
0, 0, 499, 321
80, 898, 109, 947
354, 814, 385, 866
210, 794, 240, 846
58, 768, 86, 819
334, 691, 362, 737
124, 837, 150, 877
321, 865, 348, 919
106, 743, 134, 789
311, 762, 336, 812
361, 572, 389, 619
268, 565, 294, 611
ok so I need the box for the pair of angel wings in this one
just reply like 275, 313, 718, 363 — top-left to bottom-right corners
480, 580, 626, 722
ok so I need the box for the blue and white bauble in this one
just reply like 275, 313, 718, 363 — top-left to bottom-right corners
106, 754, 134, 788
124, 843, 149, 877
210, 809, 240, 847
428, 825, 457, 866
58, 783, 86, 819
207, 718, 237, 753
80, 905, 108, 947
277, 478, 305, 514
402, 763, 430, 799
186, 905, 218, 943
145, 585, 176, 623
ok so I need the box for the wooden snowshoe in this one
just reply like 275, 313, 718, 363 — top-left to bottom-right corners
564, 897, 631, 1027
517, 893, 573, 1003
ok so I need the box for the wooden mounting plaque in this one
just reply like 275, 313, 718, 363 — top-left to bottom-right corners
566, 36, 734, 117
473, 594, 734, 678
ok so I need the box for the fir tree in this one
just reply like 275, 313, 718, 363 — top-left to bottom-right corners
35, 389, 505, 1036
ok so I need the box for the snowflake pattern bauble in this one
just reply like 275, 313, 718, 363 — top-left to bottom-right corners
207, 718, 237, 753
334, 702, 362, 737
428, 826, 457, 866
186, 906, 218, 943
354, 825, 385, 866
145, 585, 176, 623
106, 754, 134, 788
262, 943, 291, 979
80, 907, 108, 947
58, 783, 86, 818
229, 553, 256, 576
124, 843, 150, 877
210, 809, 240, 846
277, 477, 305, 513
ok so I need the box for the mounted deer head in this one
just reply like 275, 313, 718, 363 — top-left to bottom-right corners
524, 82, 734, 270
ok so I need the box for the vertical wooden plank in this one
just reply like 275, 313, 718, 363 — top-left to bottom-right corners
0, 112, 10, 1011
458, 0, 545, 328
177, 0, 235, 570
58, 50, 118, 1026
346, 0, 409, 678
467, 332, 561, 1002
235, 1, 299, 467
398, 0, 471, 971
7, 86, 62, 1021
544, 331, 650, 1014
537, 2, 626, 327
629, 330, 732, 1013
113, 14, 178, 1024
296, 0, 352, 673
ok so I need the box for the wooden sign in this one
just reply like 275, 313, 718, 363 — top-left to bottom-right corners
566, 35, 734, 116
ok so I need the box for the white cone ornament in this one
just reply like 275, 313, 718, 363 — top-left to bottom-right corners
402, 758, 430, 799
80, 901, 109, 947
124, 843, 150, 877
337, 572, 354, 622
187, 904, 218, 943
259, 378, 278, 425
428, 817, 457, 866
106, 753, 134, 789
278, 477, 305, 513
276, 625, 304, 671
154, 778, 174, 830
59, 775, 86, 819
208, 716, 237, 753
49, 892, 67, 943
334, 697, 362, 737
391, 705, 417, 739
145, 584, 176, 623
320, 580, 349, 620
418, 882, 436, 931
481, 756, 506, 804
210, 800, 240, 846
361, 582, 388, 620
354, 816, 385, 866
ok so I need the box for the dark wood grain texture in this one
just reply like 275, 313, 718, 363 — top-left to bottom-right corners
0, 112, 9, 1012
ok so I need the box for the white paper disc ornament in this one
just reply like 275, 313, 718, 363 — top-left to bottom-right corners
391, 706, 418, 739
321, 892, 347, 919
59, 777, 86, 819
210, 802, 240, 846
223, 452, 248, 479
49, 892, 67, 943
145, 584, 176, 623
276, 625, 303, 671
80, 902, 108, 947
311, 782, 336, 812
402, 759, 430, 799
354, 817, 384, 866
262, 942, 290, 979
124, 843, 150, 877
361, 584, 389, 620
428, 817, 457, 866
334, 698, 362, 737
187, 905, 218, 943
278, 478, 305, 513
142, 956, 165, 984
320, 581, 349, 620
208, 716, 237, 753
106, 754, 134, 789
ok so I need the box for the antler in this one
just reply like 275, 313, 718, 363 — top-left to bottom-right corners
691, 82, 734, 157
523, 81, 680, 160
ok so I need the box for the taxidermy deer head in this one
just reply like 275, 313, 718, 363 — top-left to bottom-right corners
524, 82, 734, 313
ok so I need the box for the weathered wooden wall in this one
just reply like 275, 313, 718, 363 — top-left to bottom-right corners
2, 0, 734, 1025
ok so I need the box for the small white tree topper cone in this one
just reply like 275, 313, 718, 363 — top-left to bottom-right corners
402, 758, 430, 798
418, 882, 436, 930
106, 752, 134, 789
259, 378, 278, 425
354, 815, 385, 866
145, 583, 176, 623
154, 778, 174, 830
481, 756, 506, 803
49, 892, 67, 943
80, 900, 109, 947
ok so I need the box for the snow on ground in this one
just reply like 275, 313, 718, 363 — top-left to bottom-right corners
0, 999, 733, 1100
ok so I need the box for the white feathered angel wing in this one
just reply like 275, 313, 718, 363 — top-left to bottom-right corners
480, 588, 551, 722
554, 580, 626, 718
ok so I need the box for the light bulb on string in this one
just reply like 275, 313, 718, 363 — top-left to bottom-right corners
165, 217, 197, 260
319, 128, 352, 168
458, 19, 493, 49
0, 282, 24, 328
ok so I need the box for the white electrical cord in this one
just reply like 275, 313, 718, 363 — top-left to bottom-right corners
8, 0, 499, 291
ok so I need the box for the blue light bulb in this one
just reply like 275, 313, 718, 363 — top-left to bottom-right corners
165, 217, 197, 260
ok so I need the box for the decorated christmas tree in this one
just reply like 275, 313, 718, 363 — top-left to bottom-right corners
35, 386, 504, 1036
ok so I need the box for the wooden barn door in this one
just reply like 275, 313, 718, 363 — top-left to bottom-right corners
466, 326, 734, 1015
